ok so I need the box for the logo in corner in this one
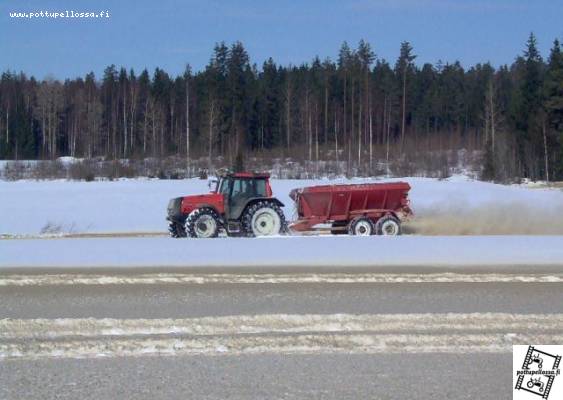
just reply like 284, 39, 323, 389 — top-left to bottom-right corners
514, 345, 562, 399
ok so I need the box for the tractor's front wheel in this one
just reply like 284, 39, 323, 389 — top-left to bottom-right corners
242, 201, 286, 237
168, 221, 187, 238
185, 208, 221, 238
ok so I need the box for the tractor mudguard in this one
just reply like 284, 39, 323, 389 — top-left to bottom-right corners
166, 197, 185, 223
192, 204, 224, 219
171, 203, 223, 225
230, 197, 285, 220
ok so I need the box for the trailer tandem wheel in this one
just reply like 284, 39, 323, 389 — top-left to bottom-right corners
375, 215, 401, 236
348, 217, 375, 236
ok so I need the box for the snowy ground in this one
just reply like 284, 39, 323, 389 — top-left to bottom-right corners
1, 235, 563, 269
2, 175, 563, 268
1, 175, 563, 236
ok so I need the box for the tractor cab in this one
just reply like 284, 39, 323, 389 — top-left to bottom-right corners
213, 172, 273, 220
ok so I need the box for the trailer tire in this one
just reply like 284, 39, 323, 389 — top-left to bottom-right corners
168, 221, 187, 238
185, 208, 221, 238
348, 217, 375, 236
330, 221, 348, 235
376, 215, 401, 236
242, 201, 287, 237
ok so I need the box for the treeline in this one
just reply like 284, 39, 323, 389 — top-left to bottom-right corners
0, 34, 562, 181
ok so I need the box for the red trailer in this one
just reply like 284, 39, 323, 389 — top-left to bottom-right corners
289, 182, 412, 235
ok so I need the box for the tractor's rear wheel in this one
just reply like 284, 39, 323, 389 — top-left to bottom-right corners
242, 201, 287, 237
185, 208, 221, 238
375, 215, 401, 236
348, 217, 375, 236
168, 221, 187, 238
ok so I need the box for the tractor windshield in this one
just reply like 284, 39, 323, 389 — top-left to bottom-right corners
231, 178, 267, 198
253, 179, 267, 197
219, 177, 267, 199
218, 179, 230, 195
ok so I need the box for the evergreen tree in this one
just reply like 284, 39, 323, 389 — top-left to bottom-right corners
226, 41, 252, 157
1, 37, 562, 182
481, 139, 496, 181
394, 42, 416, 152
510, 33, 545, 179
233, 151, 244, 172
257, 58, 281, 149
543, 39, 563, 179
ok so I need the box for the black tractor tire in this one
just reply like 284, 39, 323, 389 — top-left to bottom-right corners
185, 207, 222, 238
168, 221, 187, 238
375, 215, 402, 236
241, 201, 287, 237
348, 217, 375, 236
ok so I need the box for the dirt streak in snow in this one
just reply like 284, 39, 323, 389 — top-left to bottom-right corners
2, 313, 562, 340
2, 333, 562, 360
1, 313, 562, 359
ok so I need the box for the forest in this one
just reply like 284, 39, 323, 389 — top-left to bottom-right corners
0, 33, 562, 181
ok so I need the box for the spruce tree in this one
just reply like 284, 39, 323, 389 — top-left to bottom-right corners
510, 33, 545, 179
394, 42, 416, 152
233, 151, 244, 172
543, 39, 563, 179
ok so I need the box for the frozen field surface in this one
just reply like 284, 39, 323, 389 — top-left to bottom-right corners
1, 176, 563, 236
1, 235, 563, 269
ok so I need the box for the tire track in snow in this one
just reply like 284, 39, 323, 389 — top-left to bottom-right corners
2, 272, 563, 286
3, 333, 563, 360
2, 313, 562, 360
2, 313, 562, 339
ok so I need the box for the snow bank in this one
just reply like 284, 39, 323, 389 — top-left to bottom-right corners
1, 235, 563, 269
1, 176, 563, 235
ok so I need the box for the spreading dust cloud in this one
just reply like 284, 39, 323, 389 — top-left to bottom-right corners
404, 203, 563, 235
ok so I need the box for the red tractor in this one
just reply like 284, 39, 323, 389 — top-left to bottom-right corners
166, 172, 286, 238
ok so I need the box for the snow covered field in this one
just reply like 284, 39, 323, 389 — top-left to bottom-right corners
1, 175, 563, 236
1, 175, 563, 268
